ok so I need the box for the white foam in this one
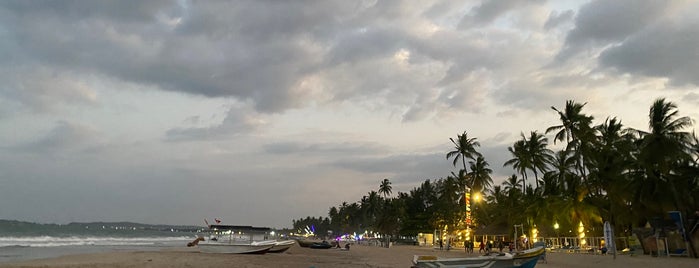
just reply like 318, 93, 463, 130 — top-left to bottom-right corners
0, 236, 191, 247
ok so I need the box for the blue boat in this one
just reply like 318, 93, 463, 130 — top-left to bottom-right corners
411, 246, 545, 268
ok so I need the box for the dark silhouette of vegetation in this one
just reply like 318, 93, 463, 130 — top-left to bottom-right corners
292, 98, 698, 252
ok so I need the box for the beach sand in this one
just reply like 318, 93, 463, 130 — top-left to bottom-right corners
1, 244, 697, 268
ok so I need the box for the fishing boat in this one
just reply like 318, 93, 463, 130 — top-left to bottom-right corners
295, 238, 320, 248
253, 239, 296, 253
197, 224, 276, 254
198, 240, 275, 254
412, 246, 545, 268
309, 241, 333, 249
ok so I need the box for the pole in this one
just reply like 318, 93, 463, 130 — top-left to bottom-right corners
513, 224, 523, 251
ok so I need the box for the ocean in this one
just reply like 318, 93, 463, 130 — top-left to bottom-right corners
0, 220, 200, 263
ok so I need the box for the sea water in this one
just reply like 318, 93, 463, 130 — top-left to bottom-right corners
0, 220, 199, 263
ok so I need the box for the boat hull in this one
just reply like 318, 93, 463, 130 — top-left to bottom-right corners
309, 242, 333, 249
295, 239, 318, 248
198, 242, 274, 254
412, 246, 544, 268
269, 240, 295, 253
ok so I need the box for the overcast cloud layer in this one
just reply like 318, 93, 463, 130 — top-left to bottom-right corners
1, 0, 698, 228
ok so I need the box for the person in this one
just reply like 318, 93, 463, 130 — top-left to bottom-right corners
439, 239, 443, 250
344, 243, 350, 250
498, 241, 504, 252
479, 241, 485, 253
509, 242, 514, 252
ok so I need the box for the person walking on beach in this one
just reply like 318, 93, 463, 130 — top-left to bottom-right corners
479, 241, 485, 253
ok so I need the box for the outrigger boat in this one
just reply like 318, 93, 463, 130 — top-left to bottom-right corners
412, 246, 545, 268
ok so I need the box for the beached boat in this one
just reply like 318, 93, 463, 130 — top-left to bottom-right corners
253, 239, 296, 253
309, 241, 334, 249
295, 238, 319, 248
197, 224, 276, 254
198, 240, 275, 254
411, 246, 545, 268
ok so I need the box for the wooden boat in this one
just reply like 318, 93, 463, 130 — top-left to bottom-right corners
412, 246, 545, 268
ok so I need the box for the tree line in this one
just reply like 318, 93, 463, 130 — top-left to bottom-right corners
293, 98, 698, 245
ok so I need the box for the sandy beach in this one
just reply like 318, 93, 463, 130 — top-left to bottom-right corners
1, 244, 697, 268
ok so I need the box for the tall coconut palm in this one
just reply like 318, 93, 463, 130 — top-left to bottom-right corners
548, 150, 576, 192
546, 100, 595, 180
447, 131, 482, 172
632, 98, 694, 215
379, 178, 393, 198
504, 139, 530, 192
468, 156, 494, 194
524, 131, 554, 189
546, 100, 595, 146
503, 174, 522, 197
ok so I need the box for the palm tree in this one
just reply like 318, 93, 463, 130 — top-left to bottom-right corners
548, 150, 577, 192
379, 178, 393, 198
447, 131, 482, 172
504, 139, 530, 192
632, 98, 694, 215
546, 100, 595, 179
546, 100, 594, 146
524, 131, 554, 189
503, 174, 522, 197
468, 156, 494, 194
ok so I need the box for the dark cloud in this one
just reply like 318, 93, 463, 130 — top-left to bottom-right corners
557, 0, 670, 61
544, 10, 574, 30
0, 0, 534, 119
14, 121, 102, 153
599, 20, 699, 86
263, 141, 386, 155
459, 0, 545, 28
165, 107, 267, 141
330, 152, 453, 184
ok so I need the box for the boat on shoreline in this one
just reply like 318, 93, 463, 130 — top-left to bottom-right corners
411, 246, 545, 268
294, 238, 320, 248
196, 224, 280, 254
253, 239, 296, 253
198, 240, 275, 254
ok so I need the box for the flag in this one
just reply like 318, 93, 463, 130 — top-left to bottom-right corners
215, 218, 221, 224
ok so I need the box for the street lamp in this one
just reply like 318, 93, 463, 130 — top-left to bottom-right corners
553, 222, 559, 248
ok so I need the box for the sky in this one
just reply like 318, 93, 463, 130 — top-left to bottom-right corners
1, 0, 698, 229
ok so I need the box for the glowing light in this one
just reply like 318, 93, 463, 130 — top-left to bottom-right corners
553, 222, 559, 230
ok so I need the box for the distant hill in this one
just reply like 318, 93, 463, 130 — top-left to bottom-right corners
0, 219, 203, 236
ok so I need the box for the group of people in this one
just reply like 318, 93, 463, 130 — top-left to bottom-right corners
469, 240, 510, 254
437, 239, 513, 254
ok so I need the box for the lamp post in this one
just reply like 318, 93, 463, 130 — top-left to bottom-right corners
554, 222, 560, 249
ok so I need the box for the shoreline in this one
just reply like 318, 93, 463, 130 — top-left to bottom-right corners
1, 244, 697, 268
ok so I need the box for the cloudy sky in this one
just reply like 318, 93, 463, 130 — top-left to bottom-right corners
1, 0, 698, 228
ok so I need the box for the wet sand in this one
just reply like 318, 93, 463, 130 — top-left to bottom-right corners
1, 244, 697, 268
